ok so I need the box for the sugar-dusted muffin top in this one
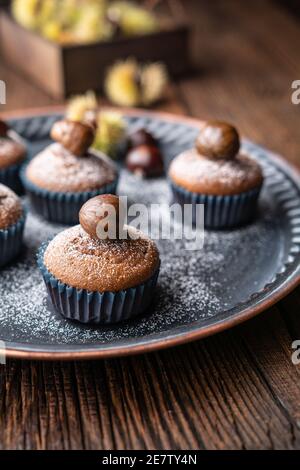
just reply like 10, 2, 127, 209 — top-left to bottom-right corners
0, 183, 23, 229
25, 143, 117, 193
169, 148, 263, 196
0, 137, 26, 169
44, 224, 160, 292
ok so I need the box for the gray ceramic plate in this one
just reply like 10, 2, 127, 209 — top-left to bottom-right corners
0, 109, 299, 360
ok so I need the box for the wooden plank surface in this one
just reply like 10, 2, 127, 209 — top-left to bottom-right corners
0, 0, 300, 450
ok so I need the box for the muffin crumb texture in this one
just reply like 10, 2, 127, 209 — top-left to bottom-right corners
44, 224, 160, 292
0, 137, 26, 169
0, 183, 22, 229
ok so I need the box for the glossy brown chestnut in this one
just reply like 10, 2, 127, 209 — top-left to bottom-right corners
79, 194, 123, 240
128, 129, 157, 149
126, 145, 164, 178
0, 119, 9, 138
196, 121, 240, 160
51, 119, 95, 156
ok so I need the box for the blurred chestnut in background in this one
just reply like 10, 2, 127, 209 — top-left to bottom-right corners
128, 129, 157, 149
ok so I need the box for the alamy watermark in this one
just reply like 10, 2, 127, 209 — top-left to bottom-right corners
92, 197, 205, 251
291, 80, 300, 104
0, 80, 6, 105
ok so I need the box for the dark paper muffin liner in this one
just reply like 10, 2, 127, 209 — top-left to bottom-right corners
0, 162, 24, 194
0, 213, 26, 268
37, 243, 160, 325
170, 181, 262, 229
20, 166, 118, 225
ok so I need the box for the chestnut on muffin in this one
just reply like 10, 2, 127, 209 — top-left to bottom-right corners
21, 119, 118, 224
37, 194, 160, 324
0, 117, 26, 193
0, 183, 26, 268
169, 121, 264, 229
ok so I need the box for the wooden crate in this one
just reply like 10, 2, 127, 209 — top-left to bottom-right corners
0, 10, 190, 99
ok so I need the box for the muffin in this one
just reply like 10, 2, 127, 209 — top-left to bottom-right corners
21, 119, 118, 224
169, 121, 264, 229
0, 118, 26, 193
0, 183, 26, 267
37, 194, 160, 324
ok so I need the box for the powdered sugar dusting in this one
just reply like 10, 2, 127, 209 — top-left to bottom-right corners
169, 148, 263, 194
26, 143, 116, 192
0, 136, 25, 169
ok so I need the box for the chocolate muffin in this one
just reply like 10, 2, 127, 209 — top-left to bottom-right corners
21, 120, 118, 224
0, 118, 26, 193
38, 194, 160, 324
169, 121, 264, 228
0, 183, 26, 267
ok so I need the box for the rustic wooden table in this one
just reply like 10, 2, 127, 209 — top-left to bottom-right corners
0, 0, 300, 450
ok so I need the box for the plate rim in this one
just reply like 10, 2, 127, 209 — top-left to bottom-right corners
1, 106, 300, 361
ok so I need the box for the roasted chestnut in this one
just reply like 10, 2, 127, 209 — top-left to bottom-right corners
128, 129, 157, 149
0, 119, 9, 138
51, 119, 95, 156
